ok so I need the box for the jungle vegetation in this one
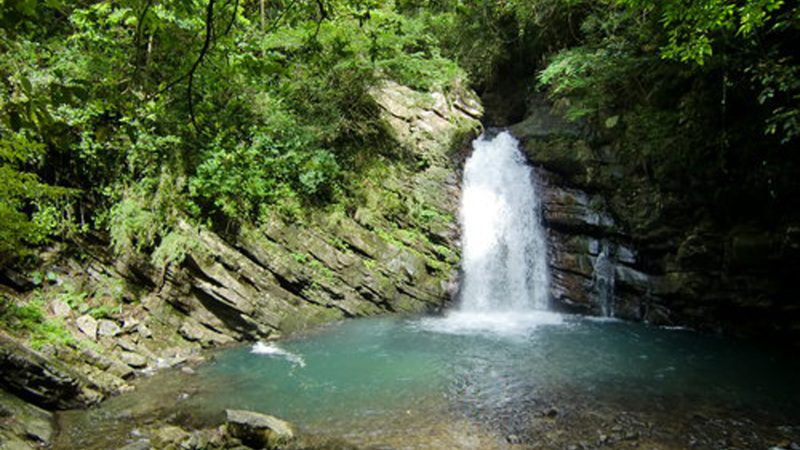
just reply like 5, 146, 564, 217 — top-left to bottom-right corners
1, 0, 798, 266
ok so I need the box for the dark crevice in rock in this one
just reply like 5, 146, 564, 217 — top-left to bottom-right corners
0, 269, 31, 292
230, 243, 275, 276
0, 334, 101, 410
313, 283, 346, 301
234, 271, 262, 293
453, 102, 483, 120
543, 220, 619, 240
187, 286, 260, 338
337, 238, 376, 262
270, 271, 310, 299
183, 257, 227, 291
300, 292, 356, 318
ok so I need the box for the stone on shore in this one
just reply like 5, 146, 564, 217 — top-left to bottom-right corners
225, 409, 294, 449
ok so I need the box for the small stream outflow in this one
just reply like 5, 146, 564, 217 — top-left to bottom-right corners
458, 131, 549, 312
594, 241, 616, 317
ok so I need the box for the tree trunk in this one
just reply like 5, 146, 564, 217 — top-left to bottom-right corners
260, 0, 265, 32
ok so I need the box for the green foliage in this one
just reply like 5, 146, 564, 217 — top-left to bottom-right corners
150, 228, 201, 270
418, 0, 591, 88
0, 0, 478, 264
529, 0, 800, 221
0, 296, 75, 350
308, 259, 335, 281
0, 129, 76, 263
190, 124, 341, 221
2, 0, 795, 271
58, 282, 89, 309
365, 8, 465, 90
51, 278, 125, 319
291, 252, 310, 264
748, 56, 800, 144
613, 0, 800, 146
619, 0, 788, 64
106, 172, 185, 256
28, 319, 74, 350
87, 305, 117, 320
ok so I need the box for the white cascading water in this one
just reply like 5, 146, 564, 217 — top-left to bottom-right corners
459, 131, 550, 311
594, 241, 616, 317
424, 131, 561, 336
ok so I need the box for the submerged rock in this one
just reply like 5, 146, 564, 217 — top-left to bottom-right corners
225, 409, 295, 449
152, 425, 190, 448
119, 439, 151, 450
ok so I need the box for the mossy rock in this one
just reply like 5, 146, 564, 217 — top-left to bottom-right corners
226, 409, 295, 449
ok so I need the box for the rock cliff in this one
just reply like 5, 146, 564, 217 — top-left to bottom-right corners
511, 95, 800, 343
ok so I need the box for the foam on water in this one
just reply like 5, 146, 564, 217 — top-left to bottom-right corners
416, 311, 564, 338
251, 342, 306, 367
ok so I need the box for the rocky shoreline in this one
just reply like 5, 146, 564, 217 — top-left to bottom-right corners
49, 344, 800, 450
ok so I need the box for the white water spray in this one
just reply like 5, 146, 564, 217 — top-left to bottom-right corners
458, 131, 550, 312
252, 342, 306, 367
422, 131, 560, 336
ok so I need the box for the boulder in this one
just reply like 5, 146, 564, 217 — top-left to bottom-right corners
97, 319, 121, 337
116, 337, 137, 352
225, 409, 294, 449
122, 317, 140, 332
119, 351, 147, 369
49, 300, 72, 318
136, 323, 152, 339
76, 315, 98, 340
152, 425, 190, 448
179, 320, 234, 348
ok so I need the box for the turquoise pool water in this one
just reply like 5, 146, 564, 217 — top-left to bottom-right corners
189, 312, 800, 443
55, 312, 800, 449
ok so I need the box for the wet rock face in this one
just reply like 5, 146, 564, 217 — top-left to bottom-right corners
0, 333, 102, 410
0, 389, 53, 449
513, 96, 800, 343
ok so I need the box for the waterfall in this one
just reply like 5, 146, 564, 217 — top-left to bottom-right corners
458, 131, 550, 312
594, 241, 616, 317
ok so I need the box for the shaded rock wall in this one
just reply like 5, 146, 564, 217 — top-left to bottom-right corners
511, 95, 800, 343
0, 389, 54, 449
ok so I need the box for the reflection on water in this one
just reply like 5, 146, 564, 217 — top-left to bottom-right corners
55, 314, 800, 449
